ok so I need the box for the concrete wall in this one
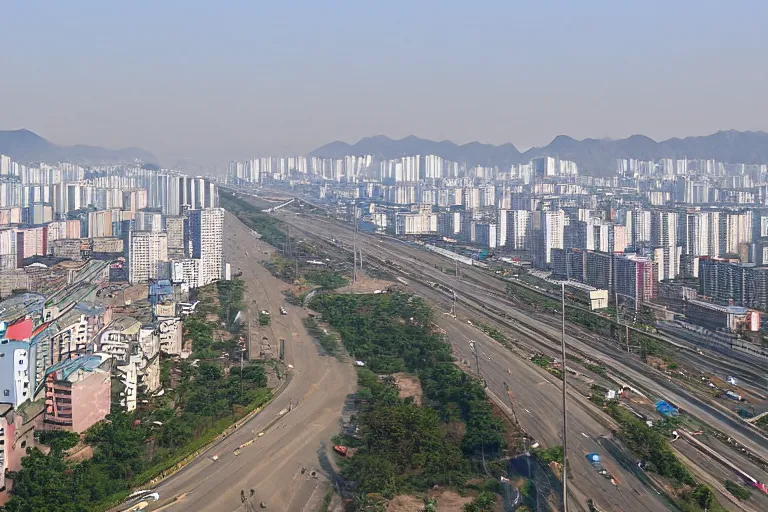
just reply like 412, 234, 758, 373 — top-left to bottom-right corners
72, 370, 110, 433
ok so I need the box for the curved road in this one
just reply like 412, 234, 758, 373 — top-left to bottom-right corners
140, 212, 357, 512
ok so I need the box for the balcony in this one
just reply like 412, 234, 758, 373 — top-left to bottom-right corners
44, 415, 73, 426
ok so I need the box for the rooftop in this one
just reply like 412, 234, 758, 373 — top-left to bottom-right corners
106, 316, 141, 334
45, 353, 110, 382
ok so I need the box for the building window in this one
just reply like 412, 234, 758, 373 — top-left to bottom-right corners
3, 389, 8, 396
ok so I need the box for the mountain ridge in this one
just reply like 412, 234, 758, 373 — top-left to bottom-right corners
0, 129, 158, 166
310, 130, 768, 176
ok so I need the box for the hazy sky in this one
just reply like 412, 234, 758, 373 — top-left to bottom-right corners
1, 1, 766, 167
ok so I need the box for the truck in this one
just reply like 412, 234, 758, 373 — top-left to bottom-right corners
586, 453, 617, 484
279, 306, 287, 315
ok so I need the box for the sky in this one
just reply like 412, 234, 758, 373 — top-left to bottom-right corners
1, 1, 767, 168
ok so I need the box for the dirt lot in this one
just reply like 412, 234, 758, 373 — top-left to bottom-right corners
336, 272, 395, 294
430, 489, 475, 511
386, 495, 424, 511
386, 489, 475, 512
392, 373, 423, 406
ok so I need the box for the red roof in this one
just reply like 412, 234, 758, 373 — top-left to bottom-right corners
32, 321, 53, 337
6, 318, 33, 341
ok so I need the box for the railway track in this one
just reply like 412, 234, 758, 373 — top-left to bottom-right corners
280, 212, 768, 466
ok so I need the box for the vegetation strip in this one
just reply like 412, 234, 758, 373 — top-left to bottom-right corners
311, 292, 510, 510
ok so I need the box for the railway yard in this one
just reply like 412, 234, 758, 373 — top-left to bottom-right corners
238, 191, 768, 512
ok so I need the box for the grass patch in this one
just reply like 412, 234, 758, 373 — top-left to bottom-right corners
304, 270, 348, 289
532, 445, 563, 465
724, 480, 751, 501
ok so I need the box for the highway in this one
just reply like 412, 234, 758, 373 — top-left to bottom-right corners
140, 212, 357, 512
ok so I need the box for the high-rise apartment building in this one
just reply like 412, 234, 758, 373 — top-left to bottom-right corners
651, 211, 680, 280
129, 231, 169, 284
165, 215, 185, 259
614, 254, 658, 302
531, 210, 564, 268
188, 208, 224, 286
506, 210, 531, 251
496, 210, 508, 247
136, 211, 165, 233
475, 223, 498, 248
679, 212, 710, 257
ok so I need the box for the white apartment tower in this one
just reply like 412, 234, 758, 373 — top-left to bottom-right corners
188, 207, 224, 285
129, 231, 169, 283
650, 211, 680, 280
507, 210, 531, 250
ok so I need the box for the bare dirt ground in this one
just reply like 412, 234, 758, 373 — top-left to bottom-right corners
430, 489, 475, 511
392, 373, 423, 406
336, 272, 395, 294
386, 495, 424, 511
386, 490, 475, 512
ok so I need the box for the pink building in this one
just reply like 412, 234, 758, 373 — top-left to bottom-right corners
0, 404, 44, 505
43, 355, 111, 433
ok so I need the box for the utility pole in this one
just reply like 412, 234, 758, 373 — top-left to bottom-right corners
614, 286, 630, 352
560, 282, 569, 512
455, 258, 459, 277
286, 224, 291, 258
352, 204, 357, 284
451, 291, 457, 317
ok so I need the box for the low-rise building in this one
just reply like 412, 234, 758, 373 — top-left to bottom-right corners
684, 299, 760, 333
98, 317, 160, 411
91, 237, 124, 255
51, 238, 85, 261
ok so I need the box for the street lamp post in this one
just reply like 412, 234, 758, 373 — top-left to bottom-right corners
560, 282, 569, 512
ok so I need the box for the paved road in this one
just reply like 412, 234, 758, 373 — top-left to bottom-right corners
140, 212, 357, 512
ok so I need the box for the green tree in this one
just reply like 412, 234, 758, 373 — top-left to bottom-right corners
159, 416, 196, 449
689, 484, 715, 510
37, 430, 79, 455
724, 480, 751, 501
3, 449, 85, 512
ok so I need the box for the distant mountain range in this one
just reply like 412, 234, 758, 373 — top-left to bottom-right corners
311, 130, 768, 176
0, 129, 158, 166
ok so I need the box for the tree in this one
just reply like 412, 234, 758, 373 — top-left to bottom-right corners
342, 454, 399, 497
37, 430, 79, 455
159, 416, 195, 449
689, 484, 715, 510
3, 449, 86, 512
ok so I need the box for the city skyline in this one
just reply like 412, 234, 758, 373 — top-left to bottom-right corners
3, 2, 768, 510
1, 1, 767, 167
